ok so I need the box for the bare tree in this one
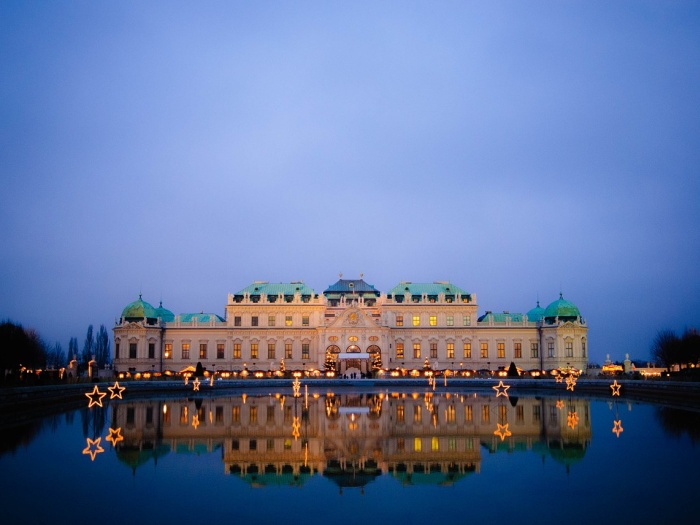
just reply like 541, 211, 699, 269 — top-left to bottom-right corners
651, 329, 681, 371
95, 325, 111, 367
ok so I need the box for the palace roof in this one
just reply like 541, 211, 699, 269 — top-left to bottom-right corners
235, 281, 316, 297
386, 281, 471, 299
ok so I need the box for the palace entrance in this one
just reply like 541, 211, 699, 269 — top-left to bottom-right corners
326, 345, 382, 378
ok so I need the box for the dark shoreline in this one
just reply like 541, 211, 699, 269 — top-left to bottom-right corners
2, 377, 699, 417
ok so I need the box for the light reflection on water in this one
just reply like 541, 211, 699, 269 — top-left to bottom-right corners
1, 388, 699, 525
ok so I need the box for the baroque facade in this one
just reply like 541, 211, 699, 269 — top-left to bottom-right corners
113, 277, 588, 375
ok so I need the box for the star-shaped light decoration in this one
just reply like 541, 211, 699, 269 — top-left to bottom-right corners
494, 423, 512, 441
292, 416, 300, 440
565, 375, 577, 392
492, 381, 510, 397
85, 386, 107, 408
106, 427, 124, 446
192, 414, 200, 430
82, 437, 104, 461
192, 377, 201, 391
556, 399, 565, 410
567, 411, 579, 429
108, 381, 125, 399
555, 374, 564, 383
610, 380, 621, 396
292, 377, 301, 398
612, 419, 624, 438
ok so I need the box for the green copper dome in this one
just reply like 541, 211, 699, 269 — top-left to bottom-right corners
526, 301, 546, 322
155, 301, 175, 322
543, 294, 581, 321
121, 295, 158, 320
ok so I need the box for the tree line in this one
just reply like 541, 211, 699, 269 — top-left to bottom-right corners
651, 328, 700, 371
0, 320, 111, 380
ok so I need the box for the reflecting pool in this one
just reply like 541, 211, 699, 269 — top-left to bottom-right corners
2, 386, 699, 525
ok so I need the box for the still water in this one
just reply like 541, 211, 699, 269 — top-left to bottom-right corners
1, 386, 699, 525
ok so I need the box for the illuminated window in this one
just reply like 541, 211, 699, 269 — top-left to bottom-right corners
268, 315, 275, 327
268, 342, 275, 359
348, 336, 358, 342
251, 316, 258, 327
447, 342, 454, 359
430, 342, 438, 358
463, 342, 471, 359
148, 343, 155, 359
302, 343, 309, 360
164, 343, 172, 359
497, 342, 505, 358
412, 316, 420, 326
463, 315, 471, 326
414, 405, 422, 422
429, 316, 437, 326
129, 343, 137, 359
514, 342, 522, 359
267, 439, 274, 451
446, 315, 454, 326
465, 405, 473, 422
302, 315, 309, 326
233, 343, 241, 359
251, 343, 258, 360
180, 406, 188, 425
396, 343, 404, 359
249, 406, 258, 425
431, 437, 439, 451
284, 439, 292, 450
531, 342, 539, 358
217, 343, 224, 359
446, 405, 456, 423
232, 406, 240, 423
285, 315, 292, 326
397, 405, 405, 423
566, 341, 573, 357
396, 315, 403, 327
285, 343, 293, 359
200, 343, 207, 359
267, 406, 275, 423
499, 405, 507, 420
480, 342, 488, 358
413, 343, 421, 359
414, 437, 422, 452
215, 406, 224, 424
181, 343, 190, 360
397, 438, 405, 452
448, 438, 456, 451
481, 405, 490, 423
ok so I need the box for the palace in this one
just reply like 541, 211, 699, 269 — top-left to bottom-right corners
113, 277, 588, 376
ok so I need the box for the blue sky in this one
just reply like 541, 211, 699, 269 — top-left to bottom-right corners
1, 1, 699, 365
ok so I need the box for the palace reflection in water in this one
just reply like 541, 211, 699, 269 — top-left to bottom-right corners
111, 392, 592, 485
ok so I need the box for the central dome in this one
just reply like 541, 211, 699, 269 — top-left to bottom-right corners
121, 295, 157, 320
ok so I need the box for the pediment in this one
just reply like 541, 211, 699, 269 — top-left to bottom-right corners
326, 307, 381, 330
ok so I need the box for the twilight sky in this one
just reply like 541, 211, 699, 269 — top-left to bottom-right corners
1, 1, 699, 365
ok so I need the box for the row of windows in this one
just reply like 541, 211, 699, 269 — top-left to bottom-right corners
396, 403, 531, 424
165, 342, 310, 361
394, 342, 540, 360
395, 315, 471, 327
233, 315, 310, 327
